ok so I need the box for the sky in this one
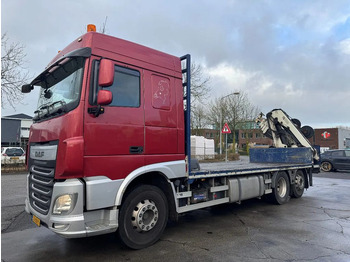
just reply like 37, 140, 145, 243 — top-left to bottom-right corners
1, 0, 350, 128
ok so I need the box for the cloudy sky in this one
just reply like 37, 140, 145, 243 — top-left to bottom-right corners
2, 0, 350, 128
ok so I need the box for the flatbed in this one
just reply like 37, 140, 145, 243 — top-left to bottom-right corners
190, 160, 313, 179
190, 147, 314, 179
178, 149, 315, 216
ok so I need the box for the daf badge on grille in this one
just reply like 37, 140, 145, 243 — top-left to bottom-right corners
35, 151, 45, 157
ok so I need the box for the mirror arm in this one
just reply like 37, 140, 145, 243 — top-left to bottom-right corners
88, 105, 105, 117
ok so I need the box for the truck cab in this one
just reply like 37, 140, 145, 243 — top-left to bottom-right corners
24, 31, 187, 247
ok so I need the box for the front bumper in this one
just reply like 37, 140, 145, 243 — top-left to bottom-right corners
25, 178, 119, 238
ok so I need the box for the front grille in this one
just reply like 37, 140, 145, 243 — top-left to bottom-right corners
29, 165, 55, 215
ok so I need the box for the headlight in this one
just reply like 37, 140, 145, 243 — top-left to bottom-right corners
52, 194, 77, 215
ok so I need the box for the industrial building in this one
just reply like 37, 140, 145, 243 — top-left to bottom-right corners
312, 127, 350, 150
1, 114, 33, 149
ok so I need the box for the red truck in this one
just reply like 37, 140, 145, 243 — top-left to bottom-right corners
23, 26, 319, 249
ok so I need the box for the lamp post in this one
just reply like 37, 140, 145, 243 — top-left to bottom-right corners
219, 92, 240, 156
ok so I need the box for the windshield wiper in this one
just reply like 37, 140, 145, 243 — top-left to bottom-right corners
34, 100, 68, 121
47, 100, 68, 112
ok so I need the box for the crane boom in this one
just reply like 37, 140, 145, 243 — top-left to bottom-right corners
256, 109, 320, 162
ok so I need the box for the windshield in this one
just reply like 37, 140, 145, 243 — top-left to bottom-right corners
34, 57, 85, 121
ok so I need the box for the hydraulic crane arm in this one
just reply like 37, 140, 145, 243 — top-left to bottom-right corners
256, 109, 320, 161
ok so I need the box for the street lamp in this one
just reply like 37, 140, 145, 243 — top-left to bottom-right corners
219, 92, 240, 156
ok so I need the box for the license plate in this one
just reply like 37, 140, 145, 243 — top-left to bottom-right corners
33, 215, 41, 227
11, 157, 19, 160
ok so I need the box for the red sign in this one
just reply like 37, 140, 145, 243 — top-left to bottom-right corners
222, 123, 231, 134
321, 131, 331, 139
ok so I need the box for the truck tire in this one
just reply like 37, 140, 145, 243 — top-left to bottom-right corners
271, 172, 290, 205
118, 185, 168, 249
291, 170, 305, 198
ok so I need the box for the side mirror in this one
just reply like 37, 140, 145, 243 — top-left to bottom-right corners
98, 59, 114, 87
22, 84, 34, 93
97, 90, 113, 105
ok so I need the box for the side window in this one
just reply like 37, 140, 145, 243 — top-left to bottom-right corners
109, 66, 140, 107
332, 151, 344, 157
91, 61, 140, 107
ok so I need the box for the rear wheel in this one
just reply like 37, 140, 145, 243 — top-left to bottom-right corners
320, 161, 332, 172
291, 170, 305, 198
118, 185, 168, 249
271, 172, 290, 205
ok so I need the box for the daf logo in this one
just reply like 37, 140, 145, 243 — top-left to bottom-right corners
35, 151, 45, 157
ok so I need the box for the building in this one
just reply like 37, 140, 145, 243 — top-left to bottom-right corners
1, 114, 33, 149
238, 129, 273, 150
311, 127, 350, 150
237, 121, 273, 150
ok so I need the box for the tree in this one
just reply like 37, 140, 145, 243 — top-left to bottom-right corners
206, 91, 260, 152
191, 104, 208, 135
228, 94, 260, 154
190, 62, 211, 103
206, 97, 222, 131
185, 61, 211, 135
1, 34, 29, 109
224, 92, 260, 131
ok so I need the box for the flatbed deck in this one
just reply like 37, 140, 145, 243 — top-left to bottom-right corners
190, 157, 313, 179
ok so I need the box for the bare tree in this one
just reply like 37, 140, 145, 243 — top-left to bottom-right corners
1, 34, 29, 109
191, 104, 208, 135
206, 91, 260, 151
206, 97, 223, 131
225, 92, 260, 131
185, 61, 211, 134
226, 93, 260, 153
190, 62, 211, 103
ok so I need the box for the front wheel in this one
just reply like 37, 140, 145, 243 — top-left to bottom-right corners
291, 170, 305, 198
271, 172, 290, 205
118, 185, 168, 249
320, 161, 332, 172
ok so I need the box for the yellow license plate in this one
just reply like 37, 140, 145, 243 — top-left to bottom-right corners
11, 157, 19, 160
33, 215, 41, 227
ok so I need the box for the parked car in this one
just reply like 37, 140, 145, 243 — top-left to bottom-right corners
1, 147, 25, 165
320, 149, 350, 172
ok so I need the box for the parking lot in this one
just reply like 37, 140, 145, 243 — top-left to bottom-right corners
1, 171, 350, 262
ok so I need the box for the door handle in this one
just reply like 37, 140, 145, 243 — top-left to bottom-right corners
129, 146, 143, 154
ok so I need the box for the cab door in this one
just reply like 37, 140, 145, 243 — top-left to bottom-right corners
84, 59, 144, 180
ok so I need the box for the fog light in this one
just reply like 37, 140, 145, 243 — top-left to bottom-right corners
53, 194, 77, 215
53, 223, 69, 230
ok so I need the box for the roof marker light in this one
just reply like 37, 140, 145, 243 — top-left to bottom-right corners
87, 24, 96, 32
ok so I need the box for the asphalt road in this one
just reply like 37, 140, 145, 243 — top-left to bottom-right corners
1, 171, 350, 261
1, 173, 34, 234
